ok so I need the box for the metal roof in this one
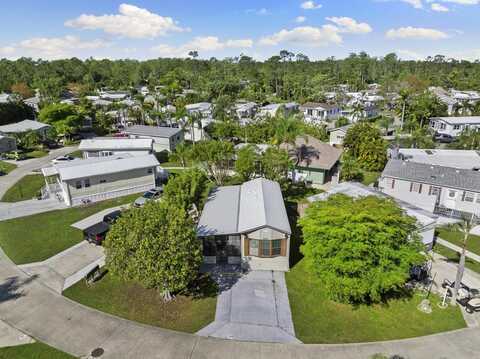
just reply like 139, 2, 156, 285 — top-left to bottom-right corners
79, 138, 153, 151
0, 120, 50, 134
431, 116, 480, 125
43, 154, 159, 181
382, 159, 480, 192
197, 178, 291, 236
125, 125, 182, 138
397, 148, 480, 170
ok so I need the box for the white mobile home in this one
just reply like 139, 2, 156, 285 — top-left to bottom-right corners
429, 116, 480, 137
0, 120, 51, 140
41, 155, 159, 206
124, 125, 183, 152
300, 102, 341, 124
79, 138, 153, 159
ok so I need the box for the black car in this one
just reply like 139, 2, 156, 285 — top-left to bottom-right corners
83, 222, 110, 245
103, 210, 122, 225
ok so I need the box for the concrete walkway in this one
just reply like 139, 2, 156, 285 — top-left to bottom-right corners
197, 270, 299, 344
71, 205, 127, 230
0, 146, 77, 199
437, 237, 480, 263
19, 241, 105, 293
2, 249, 480, 358
0, 198, 67, 221
0, 320, 33, 348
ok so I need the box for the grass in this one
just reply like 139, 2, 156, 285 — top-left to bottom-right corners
1, 174, 45, 202
286, 259, 466, 344
436, 227, 480, 256
0, 342, 74, 359
0, 160, 17, 175
64, 272, 217, 333
361, 170, 381, 186
0, 193, 139, 264
68, 150, 83, 158
24, 149, 49, 159
433, 243, 480, 274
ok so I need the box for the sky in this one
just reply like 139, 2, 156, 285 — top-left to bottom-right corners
0, 0, 479, 61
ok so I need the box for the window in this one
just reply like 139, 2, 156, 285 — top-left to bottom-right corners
203, 237, 217, 256
75, 181, 82, 189
449, 190, 456, 198
227, 235, 241, 256
84, 179, 90, 188
462, 191, 475, 203
147, 168, 153, 174
272, 239, 282, 256
429, 186, 441, 196
250, 239, 284, 258
100, 179, 107, 184
453, 125, 461, 130
409, 182, 422, 194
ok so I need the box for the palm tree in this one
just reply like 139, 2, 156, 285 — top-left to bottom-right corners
398, 89, 410, 131
351, 102, 364, 123
451, 215, 476, 306
169, 142, 191, 167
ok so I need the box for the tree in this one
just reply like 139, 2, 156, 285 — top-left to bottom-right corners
105, 201, 202, 301
340, 154, 363, 182
343, 122, 387, 171
0, 101, 35, 126
14, 130, 41, 149
299, 194, 424, 304
39, 103, 82, 139
451, 128, 480, 150
450, 216, 475, 306
11, 82, 33, 99
189, 140, 234, 185
169, 142, 192, 167
235, 145, 259, 181
272, 114, 303, 147
260, 147, 291, 184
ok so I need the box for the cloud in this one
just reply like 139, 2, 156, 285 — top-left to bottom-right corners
396, 49, 424, 60
431, 3, 450, 11
386, 26, 449, 39
259, 25, 342, 47
0, 46, 15, 57
401, 0, 423, 8
437, 0, 479, 4
295, 16, 307, 23
152, 36, 253, 57
65, 3, 188, 39
18, 36, 110, 59
326, 17, 373, 34
301, 1, 323, 10
246, 8, 269, 15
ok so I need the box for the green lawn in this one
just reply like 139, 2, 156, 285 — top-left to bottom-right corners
68, 150, 83, 158
0, 160, 17, 174
0, 342, 74, 359
286, 259, 466, 344
64, 272, 217, 333
24, 149, 49, 159
433, 244, 480, 274
1, 174, 45, 202
436, 227, 480, 256
0, 194, 139, 264
361, 170, 381, 186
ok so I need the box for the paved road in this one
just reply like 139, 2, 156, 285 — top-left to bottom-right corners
437, 237, 480, 263
197, 269, 299, 343
0, 146, 77, 199
0, 198, 67, 221
2, 249, 480, 358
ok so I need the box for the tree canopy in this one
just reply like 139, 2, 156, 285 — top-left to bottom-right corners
299, 194, 424, 304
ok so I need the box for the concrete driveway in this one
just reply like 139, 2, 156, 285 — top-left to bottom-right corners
0, 198, 67, 221
71, 205, 128, 230
0, 146, 77, 199
197, 269, 299, 344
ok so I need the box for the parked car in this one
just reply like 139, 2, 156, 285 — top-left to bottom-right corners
134, 187, 163, 207
52, 155, 75, 164
83, 222, 110, 245
103, 210, 122, 225
434, 133, 455, 143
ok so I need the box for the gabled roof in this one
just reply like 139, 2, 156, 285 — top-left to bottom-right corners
431, 116, 480, 125
197, 178, 291, 236
382, 159, 480, 192
0, 120, 50, 134
42, 154, 159, 181
125, 125, 182, 138
79, 138, 153, 151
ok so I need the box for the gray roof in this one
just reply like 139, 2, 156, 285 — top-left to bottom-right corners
79, 138, 153, 151
197, 178, 291, 236
125, 125, 182, 138
382, 159, 480, 192
397, 149, 480, 170
42, 154, 159, 181
0, 120, 50, 134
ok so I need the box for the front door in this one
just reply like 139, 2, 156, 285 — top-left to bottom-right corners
216, 236, 228, 264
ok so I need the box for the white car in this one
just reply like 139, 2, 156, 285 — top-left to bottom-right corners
52, 155, 75, 164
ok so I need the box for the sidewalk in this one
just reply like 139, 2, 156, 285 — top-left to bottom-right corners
437, 237, 480, 263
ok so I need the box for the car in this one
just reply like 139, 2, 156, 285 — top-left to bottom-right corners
83, 222, 110, 245
103, 210, 122, 225
52, 155, 75, 164
134, 187, 163, 207
434, 133, 455, 143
